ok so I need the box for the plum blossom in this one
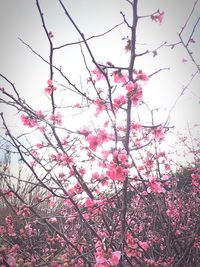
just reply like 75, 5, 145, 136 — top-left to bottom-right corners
130, 88, 143, 106
147, 177, 166, 193
56, 153, 74, 166
44, 79, 57, 95
125, 81, 139, 92
49, 217, 57, 223
112, 70, 128, 83
109, 251, 121, 266
92, 68, 105, 81
87, 134, 100, 151
138, 241, 149, 251
95, 256, 109, 267
151, 11, 165, 24
113, 94, 126, 109
154, 127, 165, 140
134, 70, 149, 81
106, 162, 129, 182
97, 129, 112, 143
131, 122, 142, 131
94, 98, 106, 117
35, 110, 46, 119
21, 114, 38, 128
49, 112, 62, 125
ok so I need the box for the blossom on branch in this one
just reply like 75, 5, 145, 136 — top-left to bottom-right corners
44, 79, 57, 95
112, 70, 128, 84
49, 112, 62, 125
20, 114, 38, 128
151, 11, 165, 24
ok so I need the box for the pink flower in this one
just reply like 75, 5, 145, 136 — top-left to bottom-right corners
35, 110, 46, 119
92, 68, 105, 81
87, 134, 100, 151
130, 89, 143, 106
131, 122, 142, 131
113, 95, 126, 109
95, 256, 109, 267
94, 98, 106, 117
138, 241, 149, 251
125, 81, 139, 92
134, 70, 149, 81
49, 112, 62, 125
117, 149, 129, 165
147, 177, 166, 193
151, 11, 165, 24
85, 198, 93, 207
112, 70, 128, 83
49, 217, 57, 223
56, 153, 74, 166
21, 114, 38, 128
36, 143, 44, 149
44, 80, 57, 95
7, 255, 16, 267
49, 200, 56, 206
106, 163, 128, 182
97, 129, 112, 143
154, 127, 165, 140
109, 251, 121, 265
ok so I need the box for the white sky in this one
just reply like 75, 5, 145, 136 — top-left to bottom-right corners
0, 0, 200, 165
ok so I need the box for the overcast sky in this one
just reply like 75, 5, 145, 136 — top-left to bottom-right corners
0, 0, 199, 141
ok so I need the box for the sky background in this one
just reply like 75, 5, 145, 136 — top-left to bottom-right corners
0, 0, 200, 166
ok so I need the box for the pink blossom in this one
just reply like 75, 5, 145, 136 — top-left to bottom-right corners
125, 81, 138, 92
85, 198, 93, 207
87, 134, 100, 151
94, 98, 106, 117
44, 80, 57, 95
49, 112, 62, 125
92, 68, 105, 81
135, 70, 149, 81
147, 177, 166, 193
39, 125, 46, 133
152, 11, 165, 24
131, 122, 142, 131
130, 89, 143, 106
112, 70, 128, 83
49, 200, 56, 206
49, 217, 57, 223
106, 163, 128, 182
113, 95, 126, 109
21, 114, 38, 128
36, 143, 44, 149
35, 110, 46, 119
109, 251, 121, 265
56, 153, 74, 166
7, 255, 16, 267
95, 256, 109, 267
154, 127, 165, 140
117, 149, 129, 165
138, 241, 149, 251
97, 129, 112, 143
